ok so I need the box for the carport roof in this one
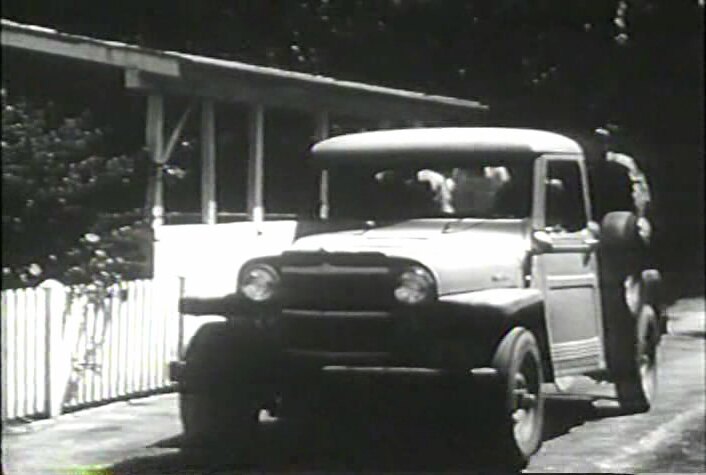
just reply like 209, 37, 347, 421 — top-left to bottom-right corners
0, 19, 488, 121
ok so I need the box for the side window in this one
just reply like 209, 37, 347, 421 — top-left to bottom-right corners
545, 160, 587, 232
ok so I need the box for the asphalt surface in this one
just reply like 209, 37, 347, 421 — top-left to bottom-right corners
2, 297, 704, 474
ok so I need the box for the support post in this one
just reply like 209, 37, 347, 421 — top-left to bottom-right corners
315, 112, 330, 219
247, 105, 265, 224
146, 94, 165, 227
201, 99, 217, 225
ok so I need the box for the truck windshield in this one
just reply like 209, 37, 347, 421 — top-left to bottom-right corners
323, 160, 533, 221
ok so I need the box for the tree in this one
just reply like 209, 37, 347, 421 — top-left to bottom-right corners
1, 0, 702, 279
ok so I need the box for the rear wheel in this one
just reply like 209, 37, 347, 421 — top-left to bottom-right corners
488, 327, 545, 469
615, 305, 659, 413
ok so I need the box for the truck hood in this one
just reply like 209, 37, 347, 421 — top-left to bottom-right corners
289, 219, 531, 295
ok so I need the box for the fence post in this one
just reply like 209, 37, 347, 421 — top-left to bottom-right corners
40, 279, 66, 418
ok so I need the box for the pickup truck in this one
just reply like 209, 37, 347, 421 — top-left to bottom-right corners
171, 127, 663, 469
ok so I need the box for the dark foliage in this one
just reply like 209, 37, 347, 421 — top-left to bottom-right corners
1, 0, 703, 279
1, 89, 152, 289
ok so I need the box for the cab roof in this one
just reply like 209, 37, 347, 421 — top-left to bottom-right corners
311, 127, 584, 163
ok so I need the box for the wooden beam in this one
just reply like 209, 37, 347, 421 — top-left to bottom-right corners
146, 94, 165, 227
247, 105, 265, 223
161, 101, 193, 164
200, 100, 217, 225
126, 69, 485, 121
2, 20, 180, 76
315, 112, 330, 220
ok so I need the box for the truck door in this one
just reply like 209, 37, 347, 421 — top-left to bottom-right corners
532, 156, 606, 376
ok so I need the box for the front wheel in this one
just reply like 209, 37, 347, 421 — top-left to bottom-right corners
488, 327, 545, 469
178, 322, 269, 452
615, 306, 659, 413
180, 391, 260, 451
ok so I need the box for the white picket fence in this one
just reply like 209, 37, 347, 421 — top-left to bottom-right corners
1, 279, 182, 422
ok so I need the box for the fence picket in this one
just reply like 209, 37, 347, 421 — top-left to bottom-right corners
155, 283, 166, 387
135, 280, 144, 392
141, 281, 149, 392
118, 283, 129, 397
107, 289, 116, 399
17, 289, 28, 418
73, 301, 82, 407
7, 290, 18, 419
33, 290, 45, 415
155, 289, 169, 387
139, 281, 148, 392
128, 282, 138, 394
136, 281, 144, 392
103, 291, 115, 400
93, 298, 104, 403
87, 301, 96, 404
25, 290, 35, 416
1, 291, 10, 420
148, 283, 157, 390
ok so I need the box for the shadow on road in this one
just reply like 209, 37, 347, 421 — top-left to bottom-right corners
108, 392, 636, 475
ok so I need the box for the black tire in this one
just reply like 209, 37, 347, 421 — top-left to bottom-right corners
178, 322, 267, 451
615, 305, 659, 413
601, 211, 640, 249
179, 391, 260, 450
488, 327, 545, 470
600, 212, 648, 280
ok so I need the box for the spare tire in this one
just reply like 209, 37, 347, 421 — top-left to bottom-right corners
601, 211, 640, 250
600, 211, 648, 284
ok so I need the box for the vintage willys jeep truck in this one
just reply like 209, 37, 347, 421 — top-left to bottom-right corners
171, 128, 663, 468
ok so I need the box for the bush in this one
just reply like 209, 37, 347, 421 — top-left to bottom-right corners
1, 87, 152, 289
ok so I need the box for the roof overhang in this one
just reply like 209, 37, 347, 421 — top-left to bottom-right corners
1, 19, 488, 121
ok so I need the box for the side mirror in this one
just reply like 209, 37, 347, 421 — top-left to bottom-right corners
532, 229, 554, 253
587, 220, 601, 238
585, 220, 601, 250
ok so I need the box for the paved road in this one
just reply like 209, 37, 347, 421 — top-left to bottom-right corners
3, 298, 704, 474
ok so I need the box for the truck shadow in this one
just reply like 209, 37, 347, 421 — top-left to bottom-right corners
108, 393, 628, 474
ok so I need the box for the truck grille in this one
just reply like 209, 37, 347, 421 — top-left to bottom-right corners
281, 266, 393, 309
277, 252, 396, 353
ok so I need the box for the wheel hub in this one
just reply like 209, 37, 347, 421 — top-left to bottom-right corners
511, 361, 540, 443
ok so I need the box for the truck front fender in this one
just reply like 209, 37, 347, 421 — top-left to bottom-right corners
434, 288, 553, 380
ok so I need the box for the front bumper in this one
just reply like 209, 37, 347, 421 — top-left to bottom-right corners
178, 293, 507, 372
179, 295, 239, 315
168, 357, 497, 384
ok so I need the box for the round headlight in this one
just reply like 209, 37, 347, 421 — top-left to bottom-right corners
240, 264, 279, 302
394, 266, 435, 305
